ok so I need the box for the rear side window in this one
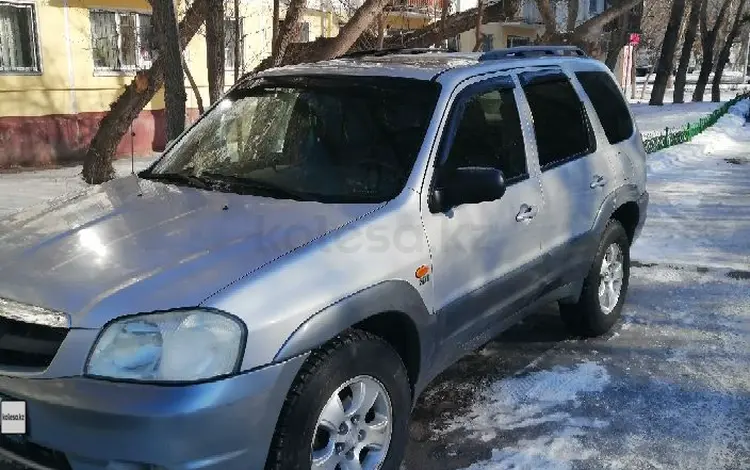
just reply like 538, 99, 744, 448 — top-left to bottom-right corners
576, 71, 634, 144
520, 72, 594, 169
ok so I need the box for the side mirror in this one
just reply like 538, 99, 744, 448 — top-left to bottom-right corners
430, 167, 506, 213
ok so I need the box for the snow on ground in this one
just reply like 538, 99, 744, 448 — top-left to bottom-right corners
402, 100, 750, 470
0, 157, 154, 219
631, 101, 726, 135
632, 99, 750, 270
629, 86, 750, 135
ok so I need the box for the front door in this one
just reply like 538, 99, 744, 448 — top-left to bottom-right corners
421, 74, 545, 371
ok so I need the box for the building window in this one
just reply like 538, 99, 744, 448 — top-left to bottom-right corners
90, 10, 154, 73
0, 2, 41, 73
447, 35, 460, 52
507, 35, 531, 48
481, 33, 494, 52
224, 17, 243, 70
299, 21, 310, 42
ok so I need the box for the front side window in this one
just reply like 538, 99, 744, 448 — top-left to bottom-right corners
442, 83, 528, 183
521, 71, 594, 169
147, 76, 441, 203
90, 10, 154, 72
0, 1, 40, 73
576, 70, 634, 144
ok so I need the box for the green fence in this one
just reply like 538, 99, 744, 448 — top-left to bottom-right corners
642, 91, 750, 154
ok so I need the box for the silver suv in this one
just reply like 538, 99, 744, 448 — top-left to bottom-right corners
0, 46, 648, 470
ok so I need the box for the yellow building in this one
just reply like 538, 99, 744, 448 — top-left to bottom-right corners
0, 0, 339, 168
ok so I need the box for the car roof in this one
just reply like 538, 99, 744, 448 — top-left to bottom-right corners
256, 48, 611, 84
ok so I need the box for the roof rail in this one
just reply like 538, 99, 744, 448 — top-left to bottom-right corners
478, 46, 587, 61
338, 47, 457, 59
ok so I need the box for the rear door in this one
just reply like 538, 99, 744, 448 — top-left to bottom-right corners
516, 68, 613, 288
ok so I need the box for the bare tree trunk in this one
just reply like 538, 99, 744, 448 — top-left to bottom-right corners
205, 0, 225, 104
473, 0, 486, 51
740, 27, 750, 81
692, 0, 732, 101
711, 0, 748, 101
182, 54, 204, 115
631, 44, 638, 99
152, 0, 186, 141
567, 0, 580, 31
535, 0, 558, 35
650, 0, 686, 105
272, 0, 306, 65
234, 0, 241, 83
605, 12, 630, 71
673, 0, 702, 103
82, 0, 208, 184
376, 12, 385, 49
272, 0, 280, 57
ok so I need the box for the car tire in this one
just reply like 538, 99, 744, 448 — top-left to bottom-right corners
265, 329, 411, 470
559, 219, 630, 337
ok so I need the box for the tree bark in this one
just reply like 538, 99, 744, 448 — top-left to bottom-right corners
692, 0, 732, 101
272, 0, 306, 66
82, 0, 208, 184
306, 0, 391, 62
182, 54, 204, 115
711, 0, 748, 101
473, 0, 486, 51
650, 0, 687, 105
673, 0, 702, 103
152, 0, 186, 141
272, 0, 280, 57
234, 0, 241, 83
567, 0, 580, 31
205, 0, 225, 104
605, 12, 630, 71
535, 0, 558, 34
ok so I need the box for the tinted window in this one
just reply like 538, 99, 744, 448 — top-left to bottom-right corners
521, 74, 594, 169
576, 71, 634, 144
443, 87, 528, 183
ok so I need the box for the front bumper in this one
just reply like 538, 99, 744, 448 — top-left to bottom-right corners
0, 355, 306, 470
632, 190, 649, 242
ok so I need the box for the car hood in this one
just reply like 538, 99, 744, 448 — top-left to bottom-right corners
0, 176, 383, 328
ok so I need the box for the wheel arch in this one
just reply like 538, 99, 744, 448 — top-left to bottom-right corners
273, 280, 436, 394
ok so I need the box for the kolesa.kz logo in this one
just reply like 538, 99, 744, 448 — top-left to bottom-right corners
0, 401, 27, 435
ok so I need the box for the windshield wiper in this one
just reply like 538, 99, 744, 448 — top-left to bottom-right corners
200, 172, 308, 201
139, 171, 215, 191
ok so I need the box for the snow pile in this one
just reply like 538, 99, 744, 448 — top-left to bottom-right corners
439, 362, 610, 469
461, 429, 599, 470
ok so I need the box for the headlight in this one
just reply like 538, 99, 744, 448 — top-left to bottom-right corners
86, 309, 245, 382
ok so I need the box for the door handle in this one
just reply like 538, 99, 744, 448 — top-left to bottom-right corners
516, 204, 538, 222
590, 175, 607, 188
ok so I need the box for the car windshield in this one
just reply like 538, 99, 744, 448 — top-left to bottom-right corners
146, 75, 441, 203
